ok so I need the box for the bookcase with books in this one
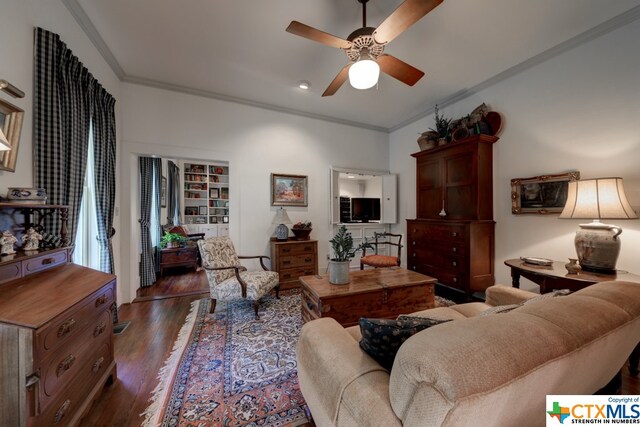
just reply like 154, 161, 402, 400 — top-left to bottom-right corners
182, 161, 229, 233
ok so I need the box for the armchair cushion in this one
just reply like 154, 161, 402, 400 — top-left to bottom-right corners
360, 254, 399, 268
198, 236, 240, 284
214, 270, 279, 301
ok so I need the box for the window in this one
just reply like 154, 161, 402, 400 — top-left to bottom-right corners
74, 123, 101, 270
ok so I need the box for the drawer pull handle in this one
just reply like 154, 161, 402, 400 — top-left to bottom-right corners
452, 232, 457, 237
283, 260, 291, 265
453, 277, 458, 283
56, 355, 76, 377
452, 247, 457, 253
283, 274, 291, 279
92, 356, 105, 374
412, 265, 416, 270
282, 248, 291, 253
452, 261, 457, 267
53, 400, 71, 424
57, 319, 76, 338
95, 295, 108, 307
412, 241, 416, 245
413, 252, 416, 257
93, 322, 107, 337
303, 246, 312, 251
41, 257, 55, 265
304, 258, 311, 262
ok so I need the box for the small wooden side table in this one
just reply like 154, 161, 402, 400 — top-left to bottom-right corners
504, 258, 640, 376
159, 245, 198, 276
270, 239, 318, 290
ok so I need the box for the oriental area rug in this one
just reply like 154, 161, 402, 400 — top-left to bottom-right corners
141, 290, 456, 427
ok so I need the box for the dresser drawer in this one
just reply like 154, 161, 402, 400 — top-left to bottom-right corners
409, 224, 466, 243
278, 267, 316, 283
36, 282, 115, 355
410, 248, 464, 273
277, 253, 316, 269
277, 242, 317, 256
38, 342, 113, 426
23, 249, 68, 276
41, 310, 112, 399
0, 261, 22, 285
424, 267, 465, 290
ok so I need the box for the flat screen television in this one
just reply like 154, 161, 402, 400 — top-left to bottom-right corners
351, 198, 381, 222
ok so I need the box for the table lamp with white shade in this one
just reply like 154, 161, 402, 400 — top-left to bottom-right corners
559, 177, 638, 272
272, 207, 292, 241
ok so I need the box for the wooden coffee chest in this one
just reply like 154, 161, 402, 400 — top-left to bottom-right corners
299, 267, 436, 327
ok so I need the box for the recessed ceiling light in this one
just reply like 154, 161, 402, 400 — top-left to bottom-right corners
347, 175, 355, 179
297, 80, 311, 90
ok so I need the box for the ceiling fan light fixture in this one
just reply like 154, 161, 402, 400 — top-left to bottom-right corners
297, 80, 311, 90
348, 53, 379, 90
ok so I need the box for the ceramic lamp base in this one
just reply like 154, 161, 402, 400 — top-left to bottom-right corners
275, 224, 289, 241
575, 222, 622, 272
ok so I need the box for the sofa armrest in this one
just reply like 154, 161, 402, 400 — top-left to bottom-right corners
296, 318, 402, 427
485, 285, 537, 306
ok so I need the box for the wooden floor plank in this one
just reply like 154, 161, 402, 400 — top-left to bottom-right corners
83, 273, 640, 426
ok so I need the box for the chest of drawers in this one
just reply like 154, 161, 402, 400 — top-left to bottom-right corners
270, 239, 318, 290
159, 245, 198, 276
407, 219, 494, 296
0, 261, 117, 426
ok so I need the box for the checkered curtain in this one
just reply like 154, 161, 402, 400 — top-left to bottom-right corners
167, 160, 181, 226
139, 157, 162, 287
92, 87, 117, 273
34, 28, 92, 247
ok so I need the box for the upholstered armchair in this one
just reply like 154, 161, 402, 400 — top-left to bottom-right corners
197, 236, 279, 320
360, 232, 402, 270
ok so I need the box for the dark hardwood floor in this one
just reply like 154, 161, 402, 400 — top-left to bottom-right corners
83, 274, 639, 426
134, 267, 208, 302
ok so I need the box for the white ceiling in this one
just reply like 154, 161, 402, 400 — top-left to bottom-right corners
68, 0, 640, 132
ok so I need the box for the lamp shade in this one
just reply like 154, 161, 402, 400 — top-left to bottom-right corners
559, 178, 637, 220
272, 207, 292, 225
0, 129, 10, 151
348, 52, 380, 90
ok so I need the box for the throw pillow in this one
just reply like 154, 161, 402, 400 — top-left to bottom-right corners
359, 316, 449, 371
522, 289, 571, 305
478, 303, 521, 316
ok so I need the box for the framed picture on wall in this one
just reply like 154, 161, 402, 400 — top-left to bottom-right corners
511, 171, 580, 214
271, 173, 308, 206
161, 176, 167, 207
223, 216, 229, 223
0, 97, 25, 172
198, 205, 208, 215
210, 188, 220, 199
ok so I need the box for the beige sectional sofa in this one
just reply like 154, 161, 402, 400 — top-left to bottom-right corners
296, 281, 640, 427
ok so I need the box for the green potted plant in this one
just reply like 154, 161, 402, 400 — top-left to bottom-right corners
328, 225, 372, 285
160, 231, 187, 249
429, 104, 452, 144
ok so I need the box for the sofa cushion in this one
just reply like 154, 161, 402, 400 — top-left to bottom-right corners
359, 316, 449, 370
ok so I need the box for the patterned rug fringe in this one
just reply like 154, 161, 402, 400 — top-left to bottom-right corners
140, 299, 201, 427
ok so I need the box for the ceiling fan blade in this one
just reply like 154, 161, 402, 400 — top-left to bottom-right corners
373, 0, 443, 45
286, 21, 352, 49
377, 54, 425, 86
322, 64, 352, 97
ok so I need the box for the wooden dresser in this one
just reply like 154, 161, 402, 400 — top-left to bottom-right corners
0, 250, 117, 427
159, 245, 198, 276
270, 239, 318, 290
408, 134, 497, 297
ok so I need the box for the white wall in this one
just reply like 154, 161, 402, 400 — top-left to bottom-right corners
390, 18, 640, 291
0, 0, 123, 296
119, 83, 388, 302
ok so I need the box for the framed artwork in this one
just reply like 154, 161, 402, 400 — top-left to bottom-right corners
223, 216, 229, 223
0, 97, 25, 172
271, 173, 308, 206
511, 171, 580, 214
210, 188, 220, 199
198, 205, 208, 215
160, 176, 167, 207
185, 207, 198, 216
210, 216, 218, 224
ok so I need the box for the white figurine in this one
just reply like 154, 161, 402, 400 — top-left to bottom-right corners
22, 227, 43, 252
0, 230, 18, 255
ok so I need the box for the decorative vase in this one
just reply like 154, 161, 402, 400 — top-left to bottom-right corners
575, 224, 621, 272
328, 260, 350, 285
565, 258, 581, 274
275, 224, 289, 241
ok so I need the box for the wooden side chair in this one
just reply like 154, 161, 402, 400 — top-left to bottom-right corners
197, 236, 279, 320
360, 232, 403, 270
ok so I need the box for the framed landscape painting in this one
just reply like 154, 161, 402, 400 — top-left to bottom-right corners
511, 171, 580, 214
271, 173, 308, 207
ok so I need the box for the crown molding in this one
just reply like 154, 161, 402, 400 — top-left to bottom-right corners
389, 4, 640, 132
65, 0, 640, 134
62, 0, 125, 79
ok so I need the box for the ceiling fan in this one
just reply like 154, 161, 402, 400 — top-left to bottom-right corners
286, 0, 443, 96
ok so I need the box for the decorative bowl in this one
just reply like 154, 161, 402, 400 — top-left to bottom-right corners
291, 228, 312, 240
7, 188, 47, 204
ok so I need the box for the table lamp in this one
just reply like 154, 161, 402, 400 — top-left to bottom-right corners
272, 207, 292, 241
559, 177, 638, 272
